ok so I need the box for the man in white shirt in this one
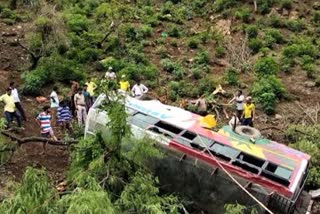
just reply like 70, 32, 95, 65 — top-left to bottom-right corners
228, 90, 245, 119
131, 80, 148, 100
50, 86, 60, 125
105, 66, 116, 80
9, 81, 26, 121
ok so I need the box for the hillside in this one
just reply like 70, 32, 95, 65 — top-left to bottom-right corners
0, 0, 320, 213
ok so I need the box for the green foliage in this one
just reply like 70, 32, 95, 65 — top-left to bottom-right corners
224, 203, 258, 214
161, 59, 181, 73
288, 125, 320, 188
214, 0, 236, 12
257, 0, 274, 14
313, 11, 320, 24
264, 28, 285, 45
0, 8, 19, 21
188, 38, 200, 49
252, 75, 285, 114
194, 51, 209, 65
0, 167, 56, 213
255, 56, 279, 77
58, 190, 116, 214
245, 25, 258, 38
167, 23, 182, 38
286, 19, 305, 32
265, 15, 285, 28
280, 0, 292, 10
224, 67, 239, 86
235, 7, 251, 23
215, 46, 226, 58
65, 13, 90, 33
22, 55, 85, 95
248, 38, 263, 54
116, 171, 181, 214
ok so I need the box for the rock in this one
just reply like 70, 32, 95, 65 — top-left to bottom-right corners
17, 25, 22, 29
214, 59, 229, 67
304, 81, 316, 88
216, 19, 231, 36
275, 114, 283, 120
310, 189, 320, 199
282, 9, 289, 16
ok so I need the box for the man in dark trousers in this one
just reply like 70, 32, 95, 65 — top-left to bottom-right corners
9, 82, 27, 121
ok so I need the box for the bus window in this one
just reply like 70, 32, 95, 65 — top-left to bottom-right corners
237, 152, 265, 168
266, 162, 292, 180
181, 131, 197, 141
154, 121, 183, 135
210, 142, 239, 160
131, 113, 159, 129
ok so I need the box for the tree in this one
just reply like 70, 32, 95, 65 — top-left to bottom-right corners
17, 2, 68, 69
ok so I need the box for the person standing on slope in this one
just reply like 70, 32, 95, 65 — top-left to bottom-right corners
131, 80, 148, 100
0, 88, 22, 129
50, 86, 60, 126
36, 105, 58, 154
9, 81, 27, 121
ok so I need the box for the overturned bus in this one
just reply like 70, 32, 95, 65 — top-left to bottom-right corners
85, 94, 311, 214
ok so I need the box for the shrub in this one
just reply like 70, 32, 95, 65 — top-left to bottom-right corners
252, 75, 285, 113
264, 34, 277, 48
245, 25, 258, 38
224, 68, 239, 86
257, 0, 274, 14
214, 0, 236, 12
215, 46, 226, 58
194, 51, 209, 65
266, 15, 284, 28
248, 38, 263, 54
280, 0, 292, 10
139, 24, 153, 38
188, 38, 200, 49
313, 11, 320, 24
265, 28, 284, 44
160, 59, 178, 73
0, 8, 17, 20
198, 76, 216, 95
167, 24, 182, 38
65, 14, 90, 33
191, 67, 203, 80
286, 19, 305, 32
99, 57, 124, 72
235, 7, 251, 23
78, 48, 102, 63
255, 56, 279, 77
155, 46, 169, 58
302, 63, 316, 78
21, 69, 48, 95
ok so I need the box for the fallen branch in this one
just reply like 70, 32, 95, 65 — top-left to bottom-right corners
1, 130, 78, 146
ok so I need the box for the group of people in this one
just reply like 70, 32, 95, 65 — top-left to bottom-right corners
193, 89, 255, 127
106, 67, 149, 99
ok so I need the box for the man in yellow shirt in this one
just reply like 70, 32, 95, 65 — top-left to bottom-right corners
0, 88, 22, 129
119, 75, 130, 92
242, 96, 255, 127
86, 77, 97, 97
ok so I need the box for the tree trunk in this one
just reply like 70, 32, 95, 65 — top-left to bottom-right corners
9, 0, 17, 10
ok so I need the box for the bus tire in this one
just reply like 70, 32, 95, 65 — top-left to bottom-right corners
235, 126, 261, 139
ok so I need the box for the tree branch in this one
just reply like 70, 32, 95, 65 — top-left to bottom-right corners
16, 38, 42, 69
1, 130, 78, 146
97, 21, 121, 48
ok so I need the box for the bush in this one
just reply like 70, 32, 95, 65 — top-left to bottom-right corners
266, 15, 285, 28
65, 14, 90, 33
167, 24, 182, 38
139, 24, 153, 38
255, 56, 279, 76
302, 63, 316, 78
191, 67, 203, 80
286, 19, 305, 32
252, 75, 285, 114
99, 57, 124, 72
198, 77, 216, 95
235, 7, 251, 23
248, 38, 263, 54
214, 0, 236, 12
245, 25, 258, 38
0, 8, 17, 20
224, 68, 238, 86
257, 0, 274, 14
155, 46, 169, 59
160, 59, 178, 73
280, 0, 292, 10
188, 38, 200, 49
78, 47, 102, 63
215, 46, 226, 58
313, 11, 320, 24
265, 28, 285, 44
194, 51, 209, 65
